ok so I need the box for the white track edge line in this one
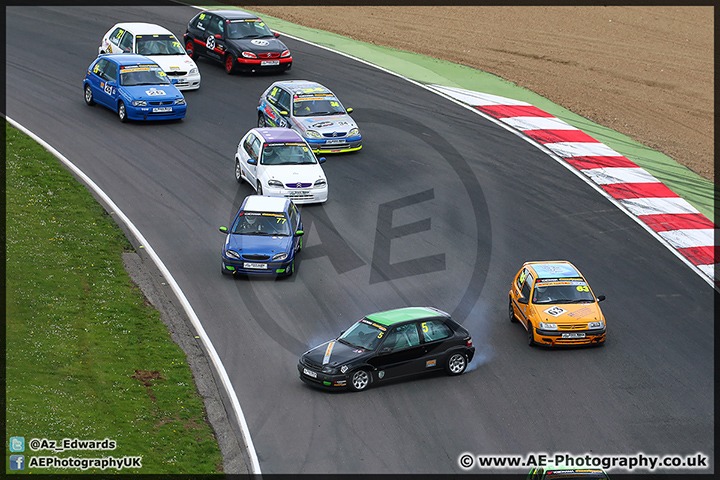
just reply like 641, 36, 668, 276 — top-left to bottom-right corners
5, 115, 263, 475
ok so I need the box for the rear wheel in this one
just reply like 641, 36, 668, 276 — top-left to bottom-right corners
445, 352, 467, 376
257, 113, 267, 127
225, 53, 237, 74
348, 369, 370, 392
118, 101, 128, 122
509, 298, 518, 323
84, 84, 95, 106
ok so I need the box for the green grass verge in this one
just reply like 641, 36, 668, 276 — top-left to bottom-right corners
5, 121, 224, 474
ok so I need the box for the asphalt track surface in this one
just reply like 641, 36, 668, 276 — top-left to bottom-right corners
6, 4, 714, 475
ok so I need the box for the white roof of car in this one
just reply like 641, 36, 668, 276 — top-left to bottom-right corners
112, 22, 174, 36
274, 80, 333, 95
242, 195, 289, 213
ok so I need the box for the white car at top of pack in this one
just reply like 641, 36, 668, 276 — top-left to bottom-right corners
99, 22, 201, 91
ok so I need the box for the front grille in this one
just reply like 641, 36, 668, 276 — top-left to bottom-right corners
165, 71, 187, 76
557, 324, 589, 330
301, 357, 322, 370
258, 52, 281, 59
149, 100, 173, 106
285, 182, 312, 189
242, 254, 270, 261
322, 131, 348, 138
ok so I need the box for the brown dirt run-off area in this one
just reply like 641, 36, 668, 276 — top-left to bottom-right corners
241, 5, 714, 184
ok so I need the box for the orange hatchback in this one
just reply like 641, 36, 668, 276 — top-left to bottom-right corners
509, 261, 606, 347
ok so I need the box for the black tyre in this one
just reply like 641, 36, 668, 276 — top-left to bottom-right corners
257, 113, 267, 128
118, 101, 128, 123
445, 352, 467, 376
235, 159, 243, 183
527, 321, 536, 346
84, 84, 95, 106
257, 182, 263, 195
225, 53, 237, 74
286, 259, 294, 277
186, 40, 198, 60
348, 369, 371, 392
509, 298, 518, 323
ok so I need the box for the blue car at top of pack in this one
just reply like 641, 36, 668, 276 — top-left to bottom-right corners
83, 53, 186, 122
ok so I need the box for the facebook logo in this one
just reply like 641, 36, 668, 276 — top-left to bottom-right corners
9, 436, 25, 452
10, 454, 25, 470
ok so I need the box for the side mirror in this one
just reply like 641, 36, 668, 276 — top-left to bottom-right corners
171, 78, 178, 85
295, 230, 304, 237
318, 157, 326, 164
215, 34, 222, 39
518, 295, 528, 305
346, 107, 353, 114
379, 347, 392, 354
219, 226, 228, 233
274, 32, 280, 38
279, 110, 289, 116
596, 295, 606, 302
106, 80, 117, 87
247, 158, 257, 165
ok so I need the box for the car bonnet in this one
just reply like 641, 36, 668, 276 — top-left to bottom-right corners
296, 115, 357, 134
225, 230, 292, 255
121, 84, 182, 100
261, 163, 325, 184
303, 339, 372, 367
227, 37, 287, 53
144, 54, 197, 73
532, 301, 603, 325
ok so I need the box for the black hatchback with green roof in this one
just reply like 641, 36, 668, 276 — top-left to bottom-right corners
298, 307, 475, 391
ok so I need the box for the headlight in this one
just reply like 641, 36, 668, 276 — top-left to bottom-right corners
272, 253, 288, 261
538, 322, 558, 330
189, 68, 198, 75
267, 179, 283, 187
225, 250, 241, 260
132, 100, 147, 107
304, 130, 322, 139
242, 51, 257, 59
174, 98, 186, 105
321, 365, 339, 374
314, 178, 327, 187
280, 49, 291, 58
348, 128, 360, 137
588, 321, 604, 329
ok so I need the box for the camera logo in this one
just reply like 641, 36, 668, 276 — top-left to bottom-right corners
10, 454, 25, 470
9, 437, 25, 452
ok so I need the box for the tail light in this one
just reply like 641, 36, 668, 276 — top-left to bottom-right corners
466, 338, 473, 347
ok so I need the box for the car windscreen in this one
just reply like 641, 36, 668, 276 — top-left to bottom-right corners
532, 280, 595, 304
226, 19, 274, 39
292, 96, 344, 117
231, 212, 291, 236
119, 66, 170, 86
136, 34, 186, 55
338, 318, 388, 351
261, 143, 317, 165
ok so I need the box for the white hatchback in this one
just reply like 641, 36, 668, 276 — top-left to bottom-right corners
235, 127, 328, 204
99, 22, 201, 91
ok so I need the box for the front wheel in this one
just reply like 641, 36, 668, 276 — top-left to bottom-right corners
445, 352, 467, 376
235, 159, 243, 183
118, 101, 128, 122
527, 321, 536, 346
186, 40, 198, 60
257, 182, 263, 195
84, 84, 95, 106
509, 298, 518, 323
225, 53, 237, 74
348, 369, 371, 392
257, 113, 267, 128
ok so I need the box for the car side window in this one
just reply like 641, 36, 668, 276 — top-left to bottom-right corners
420, 320, 452, 342
385, 323, 421, 351
205, 15, 222, 37
250, 136, 262, 160
289, 204, 299, 231
119, 31, 134, 52
519, 273, 534, 303
276, 89, 291, 113
516, 268, 529, 290
104, 61, 118, 82
109, 27, 124, 46
243, 134, 257, 159
92, 58, 112, 81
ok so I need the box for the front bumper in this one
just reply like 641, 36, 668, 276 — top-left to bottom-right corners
262, 185, 328, 204
533, 327, 606, 346
297, 361, 349, 389
171, 72, 201, 91
306, 135, 362, 154
221, 256, 293, 275
236, 56, 292, 72
126, 103, 186, 121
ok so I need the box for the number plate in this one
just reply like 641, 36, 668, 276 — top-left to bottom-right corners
303, 368, 317, 378
325, 139, 344, 144
243, 262, 268, 269
288, 191, 309, 196
261, 60, 280, 66
562, 332, 586, 339
153, 107, 173, 113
